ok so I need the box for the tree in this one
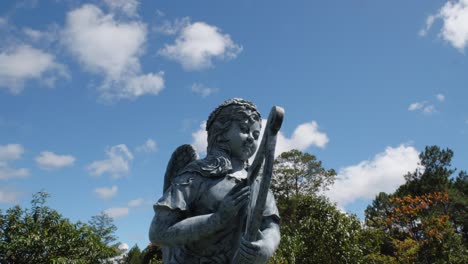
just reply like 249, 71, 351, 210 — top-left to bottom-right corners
122, 244, 143, 264
89, 212, 119, 246
270, 150, 365, 263
0, 191, 121, 263
270, 195, 365, 264
271, 149, 336, 201
396, 146, 454, 197
365, 146, 468, 263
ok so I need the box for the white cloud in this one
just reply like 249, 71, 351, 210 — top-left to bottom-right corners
408, 101, 436, 114
87, 144, 133, 178
419, 15, 436, 37
0, 144, 29, 180
191, 83, 219, 97
324, 144, 420, 209
422, 0, 468, 51
0, 144, 24, 161
408, 102, 425, 111
190, 120, 329, 157
103, 0, 139, 17
0, 45, 68, 94
99, 72, 164, 101
104, 207, 129, 219
128, 198, 144, 207
0, 163, 29, 180
154, 17, 190, 35
94, 185, 118, 199
276, 121, 329, 156
22, 25, 59, 44
436, 93, 445, 102
0, 187, 22, 204
118, 243, 129, 252
23, 27, 43, 41
136, 138, 157, 153
159, 21, 242, 70
191, 121, 208, 155
62, 4, 163, 101
35, 151, 75, 170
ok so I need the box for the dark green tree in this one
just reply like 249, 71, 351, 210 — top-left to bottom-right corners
0, 191, 121, 263
122, 244, 143, 264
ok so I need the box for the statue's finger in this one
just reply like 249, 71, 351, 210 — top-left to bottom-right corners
233, 190, 250, 204
227, 182, 246, 195
231, 186, 250, 199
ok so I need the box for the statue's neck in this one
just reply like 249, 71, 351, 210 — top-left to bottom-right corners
230, 157, 246, 172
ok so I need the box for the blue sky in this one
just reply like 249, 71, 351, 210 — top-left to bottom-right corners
1, 0, 467, 249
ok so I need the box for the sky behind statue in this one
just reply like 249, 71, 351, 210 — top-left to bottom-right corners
1, 0, 467, 249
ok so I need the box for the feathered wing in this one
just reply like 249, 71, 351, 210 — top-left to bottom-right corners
163, 144, 199, 192
160, 144, 198, 263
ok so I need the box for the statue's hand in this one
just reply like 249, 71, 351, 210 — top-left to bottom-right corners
216, 183, 250, 224
235, 232, 268, 264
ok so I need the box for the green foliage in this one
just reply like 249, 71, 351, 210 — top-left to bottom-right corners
89, 212, 119, 246
271, 149, 336, 200
118, 243, 163, 264
122, 244, 143, 264
270, 195, 365, 264
0, 191, 121, 263
270, 150, 364, 263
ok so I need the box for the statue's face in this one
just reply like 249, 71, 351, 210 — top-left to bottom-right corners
225, 118, 261, 161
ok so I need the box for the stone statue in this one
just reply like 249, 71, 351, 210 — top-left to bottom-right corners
149, 98, 283, 263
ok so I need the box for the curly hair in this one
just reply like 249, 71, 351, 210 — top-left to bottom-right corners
206, 98, 261, 155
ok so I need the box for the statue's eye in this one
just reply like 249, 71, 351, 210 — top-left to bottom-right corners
240, 125, 249, 133
253, 131, 260, 140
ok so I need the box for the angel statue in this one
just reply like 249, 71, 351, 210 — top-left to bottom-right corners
149, 98, 283, 263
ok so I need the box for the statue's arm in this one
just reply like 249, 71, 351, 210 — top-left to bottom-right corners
149, 208, 224, 246
149, 183, 250, 247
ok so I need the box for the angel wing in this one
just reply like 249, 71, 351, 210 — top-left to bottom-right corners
163, 144, 199, 192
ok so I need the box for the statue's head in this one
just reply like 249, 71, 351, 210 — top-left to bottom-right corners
206, 98, 261, 161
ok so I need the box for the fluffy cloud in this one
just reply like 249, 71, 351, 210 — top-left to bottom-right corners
87, 144, 133, 178
0, 45, 68, 93
136, 138, 157, 153
0, 187, 22, 204
128, 198, 144, 207
0, 144, 29, 180
62, 4, 164, 101
104, 207, 129, 219
324, 145, 420, 209
421, 0, 468, 51
159, 21, 242, 70
35, 151, 75, 170
94, 185, 118, 199
408, 101, 436, 114
191, 120, 329, 157
276, 121, 328, 156
191, 83, 219, 97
